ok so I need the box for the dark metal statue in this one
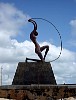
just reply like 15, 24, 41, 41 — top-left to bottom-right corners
28, 19, 49, 62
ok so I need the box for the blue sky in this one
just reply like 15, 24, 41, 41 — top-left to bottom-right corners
1, 0, 76, 51
0, 0, 76, 50
0, 0, 76, 85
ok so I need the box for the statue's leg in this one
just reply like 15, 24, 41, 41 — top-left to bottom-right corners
44, 45, 49, 60
35, 48, 44, 62
40, 45, 49, 60
26, 57, 41, 62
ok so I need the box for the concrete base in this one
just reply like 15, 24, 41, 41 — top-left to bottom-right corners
12, 62, 56, 85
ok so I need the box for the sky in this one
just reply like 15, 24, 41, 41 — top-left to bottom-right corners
0, 0, 76, 85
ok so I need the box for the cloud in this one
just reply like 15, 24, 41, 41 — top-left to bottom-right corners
0, 40, 76, 85
0, 2, 30, 85
0, 3, 30, 37
68, 19, 76, 47
51, 48, 76, 84
0, 3, 76, 85
70, 19, 76, 35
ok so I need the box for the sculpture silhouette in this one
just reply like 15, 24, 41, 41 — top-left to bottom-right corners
28, 19, 49, 62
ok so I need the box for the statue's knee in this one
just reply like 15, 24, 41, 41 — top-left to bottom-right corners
38, 51, 41, 55
35, 50, 41, 54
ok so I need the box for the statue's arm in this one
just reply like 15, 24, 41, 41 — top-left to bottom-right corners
28, 19, 37, 30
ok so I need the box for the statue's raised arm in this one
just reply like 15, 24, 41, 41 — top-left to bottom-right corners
28, 19, 37, 31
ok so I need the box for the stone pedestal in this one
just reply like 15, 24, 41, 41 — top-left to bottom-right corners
12, 62, 56, 85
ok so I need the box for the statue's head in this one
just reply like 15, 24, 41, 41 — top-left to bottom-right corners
34, 31, 38, 36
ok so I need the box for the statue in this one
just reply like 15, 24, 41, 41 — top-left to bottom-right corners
28, 19, 49, 62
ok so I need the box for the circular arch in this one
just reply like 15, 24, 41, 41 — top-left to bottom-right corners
30, 18, 62, 62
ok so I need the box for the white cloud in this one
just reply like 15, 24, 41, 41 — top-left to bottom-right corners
0, 3, 30, 37
0, 40, 76, 85
0, 2, 30, 85
0, 3, 76, 85
68, 19, 76, 47
70, 19, 76, 35
50, 47, 76, 84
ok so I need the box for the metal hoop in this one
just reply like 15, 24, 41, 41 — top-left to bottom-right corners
30, 18, 62, 62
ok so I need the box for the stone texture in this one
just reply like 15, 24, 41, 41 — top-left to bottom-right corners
0, 85, 76, 99
12, 62, 56, 85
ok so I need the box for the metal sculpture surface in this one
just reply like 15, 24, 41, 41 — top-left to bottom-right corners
28, 19, 49, 62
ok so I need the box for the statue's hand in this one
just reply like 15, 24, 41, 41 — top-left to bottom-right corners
28, 19, 32, 22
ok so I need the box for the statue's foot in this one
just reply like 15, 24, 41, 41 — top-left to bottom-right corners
26, 57, 28, 62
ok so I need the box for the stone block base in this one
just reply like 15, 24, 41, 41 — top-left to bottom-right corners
12, 62, 56, 85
